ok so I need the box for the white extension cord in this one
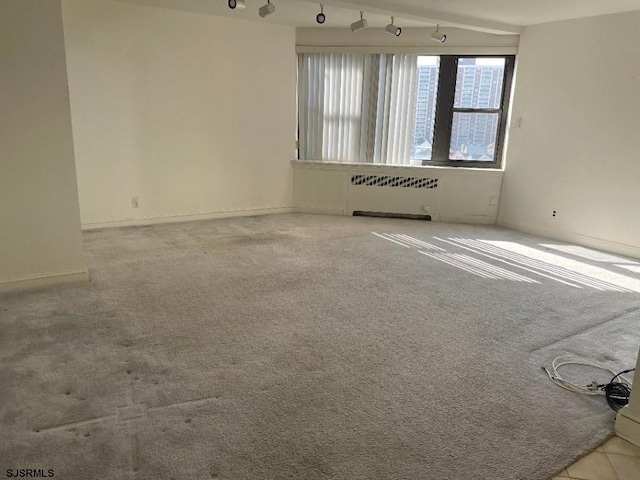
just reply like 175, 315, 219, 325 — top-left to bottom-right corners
543, 354, 634, 396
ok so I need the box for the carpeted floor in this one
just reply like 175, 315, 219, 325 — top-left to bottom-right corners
1, 213, 638, 480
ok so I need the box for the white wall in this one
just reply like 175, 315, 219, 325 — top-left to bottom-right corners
62, 0, 296, 229
0, 0, 87, 291
499, 11, 640, 258
296, 27, 519, 53
293, 162, 503, 224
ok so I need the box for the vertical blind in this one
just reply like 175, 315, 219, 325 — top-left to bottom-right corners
298, 53, 418, 166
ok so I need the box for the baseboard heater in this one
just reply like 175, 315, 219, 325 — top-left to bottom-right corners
352, 211, 431, 221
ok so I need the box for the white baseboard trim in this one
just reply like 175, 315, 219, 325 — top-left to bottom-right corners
292, 208, 497, 224
293, 206, 345, 216
0, 269, 89, 294
497, 219, 640, 259
615, 407, 640, 448
439, 214, 497, 225
82, 207, 294, 230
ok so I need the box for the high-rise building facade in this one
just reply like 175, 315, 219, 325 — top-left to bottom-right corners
412, 64, 439, 154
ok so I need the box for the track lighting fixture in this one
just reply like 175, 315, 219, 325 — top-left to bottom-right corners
350, 11, 368, 32
259, 0, 275, 18
227, 0, 246, 9
430, 24, 446, 43
316, 4, 326, 24
385, 16, 401, 36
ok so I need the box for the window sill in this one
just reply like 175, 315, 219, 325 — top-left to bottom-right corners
291, 160, 504, 174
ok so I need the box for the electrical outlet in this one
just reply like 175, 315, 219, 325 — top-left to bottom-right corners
421, 205, 430, 213
511, 116, 523, 129
489, 195, 497, 207
132, 196, 140, 209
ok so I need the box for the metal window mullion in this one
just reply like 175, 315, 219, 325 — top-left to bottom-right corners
430, 56, 457, 164
452, 108, 502, 114
494, 55, 516, 168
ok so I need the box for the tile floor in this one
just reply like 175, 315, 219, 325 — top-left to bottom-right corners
553, 436, 640, 480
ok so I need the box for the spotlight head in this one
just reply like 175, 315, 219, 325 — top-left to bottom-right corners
350, 11, 368, 32
431, 25, 446, 43
316, 4, 325, 24
431, 31, 446, 42
228, 0, 246, 9
259, 1, 275, 17
385, 17, 401, 36
385, 24, 401, 36
350, 18, 367, 32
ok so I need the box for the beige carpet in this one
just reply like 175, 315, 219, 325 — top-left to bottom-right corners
1, 214, 639, 479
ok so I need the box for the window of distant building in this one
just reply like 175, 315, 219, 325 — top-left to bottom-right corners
297, 54, 515, 168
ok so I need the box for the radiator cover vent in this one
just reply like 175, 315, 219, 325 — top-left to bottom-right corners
351, 174, 438, 189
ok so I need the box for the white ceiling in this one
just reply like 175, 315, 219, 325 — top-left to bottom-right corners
386, 0, 640, 26
116, 0, 640, 33
116, 0, 434, 28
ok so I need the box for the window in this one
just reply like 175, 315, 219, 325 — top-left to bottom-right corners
298, 53, 418, 165
445, 57, 508, 163
298, 53, 515, 168
410, 56, 440, 163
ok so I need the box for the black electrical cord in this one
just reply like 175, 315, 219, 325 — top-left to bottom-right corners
543, 355, 635, 412
600, 368, 635, 412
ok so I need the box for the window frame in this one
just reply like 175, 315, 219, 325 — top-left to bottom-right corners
428, 55, 515, 169
296, 53, 516, 169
